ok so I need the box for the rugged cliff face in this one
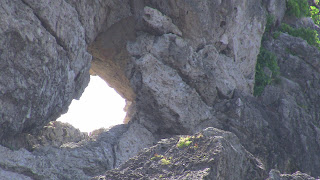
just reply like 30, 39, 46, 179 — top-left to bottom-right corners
0, 0, 320, 179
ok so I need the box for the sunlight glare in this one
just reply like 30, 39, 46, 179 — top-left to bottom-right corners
57, 76, 126, 133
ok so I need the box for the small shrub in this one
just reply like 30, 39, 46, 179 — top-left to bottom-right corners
196, 133, 203, 139
194, 143, 198, 149
280, 23, 320, 50
286, 0, 320, 25
160, 158, 171, 165
310, 3, 320, 25
286, 0, 310, 18
254, 48, 280, 96
262, 14, 276, 42
151, 153, 163, 161
273, 31, 281, 39
265, 15, 275, 33
177, 136, 192, 148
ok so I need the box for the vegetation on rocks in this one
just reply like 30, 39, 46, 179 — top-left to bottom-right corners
280, 23, 320, 50
177, 136, 193, 148
286, 0, 310, 18
287, 0, 320, 26
310, 1, 320, 25
160, 158, 171, 165
254, 48, 280, 96
254, 0, 320, 96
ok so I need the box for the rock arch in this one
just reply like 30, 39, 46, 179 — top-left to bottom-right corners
0, 0, 265, 148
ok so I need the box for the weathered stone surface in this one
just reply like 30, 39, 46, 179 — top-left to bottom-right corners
122, 0, 266, 135
261, 33, 320, 176
197, 32, 320, 177
0, 123, 155, 179
63, 0, 132, 44
0, 0, 91, 140
114, 123, 155, 167
93, 127, 266, 180
1, 121, 88, 151
143, 6, 182, 36
268, 169, 317, 180
30, 121, 88, 149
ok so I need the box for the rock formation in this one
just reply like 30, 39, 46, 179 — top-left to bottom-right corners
94, 127, 267, 180
0, 0, 320, 179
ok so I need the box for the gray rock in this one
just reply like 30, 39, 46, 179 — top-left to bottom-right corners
261, 33, 320, 176
143, 6, 182, 36
63, 0, 132, 44
30, 121, 88, 149
0, 169, 33, 180
268, 169, 318, 180
0, 0, 91, 140
93, 128, 266, 180
114, 123, 155, 167
0, 123, 156, 179
200, 32, 320, 176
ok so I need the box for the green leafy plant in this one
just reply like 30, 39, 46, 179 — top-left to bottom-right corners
280, 23, 320, 50
254, 48, 280, 96
177, 136, 192, 148
286, 0, 310, 18
151, 153, 163, 161
262, 15, 276, 42
196, 133, 203, 139
273, 31, 281, 39
310, 1, 320, 25
160, 158, 171, 165
285, 0, 320, 25
265, 14, 275, 33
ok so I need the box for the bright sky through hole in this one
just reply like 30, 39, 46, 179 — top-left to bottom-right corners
57, 76, 126, 133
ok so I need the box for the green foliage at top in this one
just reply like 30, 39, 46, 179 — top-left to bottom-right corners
280, 23, 320, 50
254, 48, 280, 96
286, 0, 320, 26
286, 0, 311, 18
310, 1, 320, 25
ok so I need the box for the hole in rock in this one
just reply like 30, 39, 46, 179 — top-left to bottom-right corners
57, 75, 126, 133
